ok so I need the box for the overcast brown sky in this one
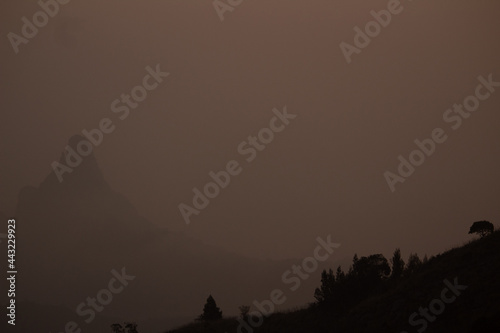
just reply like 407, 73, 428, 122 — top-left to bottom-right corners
1, 0, 500, 262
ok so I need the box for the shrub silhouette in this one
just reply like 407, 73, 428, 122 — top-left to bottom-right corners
238, 305, 250, 320
111, 322, 139, 333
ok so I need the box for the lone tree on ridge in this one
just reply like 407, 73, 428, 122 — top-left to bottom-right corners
468, 220, 494, 238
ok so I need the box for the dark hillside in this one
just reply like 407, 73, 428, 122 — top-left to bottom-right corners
168, 230, 500, 333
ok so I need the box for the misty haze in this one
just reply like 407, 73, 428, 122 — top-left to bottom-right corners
1, 0, 499, 333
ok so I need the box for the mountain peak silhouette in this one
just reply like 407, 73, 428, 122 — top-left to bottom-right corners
38, 134, 108, 198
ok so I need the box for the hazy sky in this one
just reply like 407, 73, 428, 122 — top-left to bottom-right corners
1, 0, 500, 263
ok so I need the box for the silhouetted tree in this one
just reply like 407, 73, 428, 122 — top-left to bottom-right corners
335, 266, 345, 283
314, 253, 392, 310
422, 254, 429, 264
124, 322, 138, 333
345, 253, 390, 301
347, 254, 358, 277
239, 305, 250, 320
352, 254, 359, 266
390, 248, 405, 280
404, 253, 422, 277
111, 324, 123, 333
199, 295, 223, 321
111, 322, 139, 333
314, 269, 335, 305
352, 254, 391, 282
469, 220, 494, 238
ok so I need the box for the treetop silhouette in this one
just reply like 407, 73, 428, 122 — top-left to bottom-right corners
469, 220, 494, 238
198, 295, 223, 322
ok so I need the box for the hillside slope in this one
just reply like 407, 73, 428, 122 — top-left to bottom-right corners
168, 230, 500, 333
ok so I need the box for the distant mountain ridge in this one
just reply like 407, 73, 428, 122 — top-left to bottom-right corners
3, 135, 336, 333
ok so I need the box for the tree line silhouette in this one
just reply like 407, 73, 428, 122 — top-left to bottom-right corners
313, 249, 428, 312
115, 221, 496, 332
312, 220, 494, 314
